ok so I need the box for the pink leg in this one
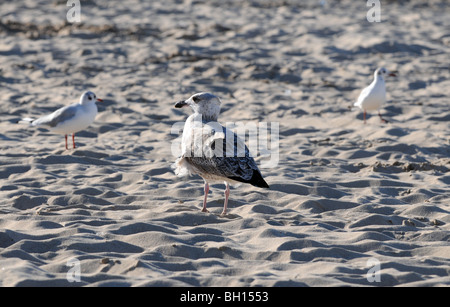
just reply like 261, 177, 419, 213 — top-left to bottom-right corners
201, 182, 209, 213
72, 133, 76, 149
65, 135, 69, 150
378, 111, 388, 123
221, 182, 230, 216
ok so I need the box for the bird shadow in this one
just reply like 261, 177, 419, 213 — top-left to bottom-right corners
215, 213, 241, 220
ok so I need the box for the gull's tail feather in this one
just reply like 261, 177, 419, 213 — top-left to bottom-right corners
350, 101, 361, 111
17, 118, 35, 125
353, 99, 362, 107
172, 156, 195, 178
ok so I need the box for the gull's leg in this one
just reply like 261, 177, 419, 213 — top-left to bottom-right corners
378, 111, 388, 123
72, 133, 76, 149
363, 110, 366, 124
201, 182, 209, 213
65, 135, 69, 150
221, 182, 230, 216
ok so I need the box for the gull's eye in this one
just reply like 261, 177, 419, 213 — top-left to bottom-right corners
192, 96, 200, 103
88, 96, 92, 100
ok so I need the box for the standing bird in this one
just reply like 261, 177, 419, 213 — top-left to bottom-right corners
173, 92, 269, 216
354, 67, 396, 124
19, 91, 102, 150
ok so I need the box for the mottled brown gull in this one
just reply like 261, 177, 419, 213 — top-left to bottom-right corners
173, 92, 269, 216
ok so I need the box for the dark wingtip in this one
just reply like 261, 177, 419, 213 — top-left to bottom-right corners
260, 182, 270, 189
229, 170, 269, 189
257, 179, 270, 189
251, 170, 269, 188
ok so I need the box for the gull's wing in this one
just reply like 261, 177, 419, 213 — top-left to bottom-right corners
32, 103, 79, 128
186, 123, 269, 188
354, 83, 372, 106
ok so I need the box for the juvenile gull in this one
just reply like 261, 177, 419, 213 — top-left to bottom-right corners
173, 92, 269, 216
19, 91, 102, 150
354, 67, 396, 124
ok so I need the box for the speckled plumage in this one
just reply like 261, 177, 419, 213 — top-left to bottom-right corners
173, 92, 269, 215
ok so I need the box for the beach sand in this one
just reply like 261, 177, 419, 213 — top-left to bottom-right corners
0, 0, 449, 286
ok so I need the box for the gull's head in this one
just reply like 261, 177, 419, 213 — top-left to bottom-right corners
80, 91, 103, 106
175, 92, 221, 121
375, 67, 397, 80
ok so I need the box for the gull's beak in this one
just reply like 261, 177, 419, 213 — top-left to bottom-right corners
175, 100, 188, 108
389, 70, 397, 77
96, 98, 103, 102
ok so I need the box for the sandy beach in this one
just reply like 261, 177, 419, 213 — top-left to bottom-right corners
0, 0, 449, 287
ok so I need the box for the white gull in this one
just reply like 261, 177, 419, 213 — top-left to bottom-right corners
19, 91, 102, 150
354, 67, 396, 124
